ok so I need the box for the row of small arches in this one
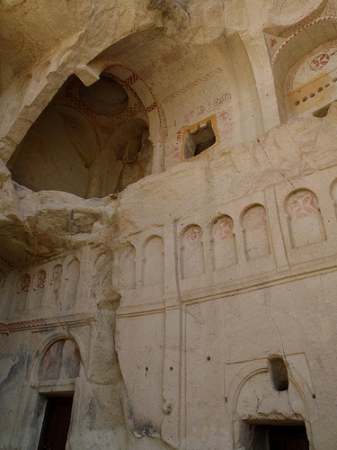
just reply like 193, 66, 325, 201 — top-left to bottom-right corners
118, 188, 329, 286
182, 188, 327, 276
13, 258, 80, 314
293, 77, 337, 106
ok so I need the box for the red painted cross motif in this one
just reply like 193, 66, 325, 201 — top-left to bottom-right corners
214, 217, 234, 240
37, 270, 46, 289
145, 102, 158, 113
287, 191, 319, 218
184, 226, 202, 242
310, 53, 330, 71
20, 273, 31, 293
124, 72, 139, 86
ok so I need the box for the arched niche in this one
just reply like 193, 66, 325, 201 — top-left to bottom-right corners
86, 29, 168, 163
143, 236, 164, 286
64, 258, 80, 310
8, 73, 153, 198
269, 355, 289, 392
38, 339, 80, 382
241, 204, 270, 261
211, 215, 237, 270
31, 269, 47, 309
286, 39, 337, 118
180, 225, 205, 279
119, 243, 136, 290
271, 17, 337, 121
330, 178, 337, 212
14, 272, 31, 314
231, 368, 311, 450
51, 263, 63, 309
286, 189, 325, 248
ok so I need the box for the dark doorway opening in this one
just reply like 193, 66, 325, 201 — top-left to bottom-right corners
247, 423, 309, 450
38, 395, 74, 450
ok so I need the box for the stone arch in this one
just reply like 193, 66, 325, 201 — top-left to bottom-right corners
271, 16, 337, 121
229, 365, 314, 450
51, 263, 63, 309
8, 69, 157, 198
180, 225, 205, 279
241, 204, 270, 261
88, 63, 166, 176
0, 270, 6, 289
102, 64, 167, 146
14, 272, 31, 313
34, 335, 81, 385
31, 268, 47, 309
143, 235, 164, 287
329, 178, 337, 217
119, 242, 136, 290
211, 215, 237, 270
64, 258, 80, 309
285, 189, 325, 248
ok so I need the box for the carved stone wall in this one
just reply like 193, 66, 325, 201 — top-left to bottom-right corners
2, 2, 337, 450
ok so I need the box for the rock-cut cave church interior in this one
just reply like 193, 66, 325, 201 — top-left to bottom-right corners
1, 1, 337, 450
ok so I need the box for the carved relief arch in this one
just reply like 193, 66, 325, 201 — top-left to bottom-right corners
269, 14, 337, 120
142, 234, 164, 287
228, 365, 308, 417
30, 331, 85, 388
180, 224, 205, 279
86, 62, 167, 174
228, 362, 315, 449
211, 214, 238, 270
118, 241, 137, 290
285, 188, 325, 248
241, 203, 270, 261
329, 177, 337, 205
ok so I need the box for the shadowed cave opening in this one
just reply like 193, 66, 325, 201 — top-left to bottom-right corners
184, 120, 216, 158
244, 422, 309, 450
38, 395, 74, 450
8, 74, 153, 198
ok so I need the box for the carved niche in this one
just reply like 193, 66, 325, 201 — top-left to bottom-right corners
331, 178, 337, 213
14, 272, 31, 313
64, 258, 80, 309
51, 264, 63, 309
143, 236, 164, 286
242, 205, 270, 261
286, 40, 337, 117
39, 339, 80, 382
31, 269, 47, 309
119, 243, 136, 290
212, 215, 237, 270
0, 271, 5, 288
181, 225, 205, 279
286, 189, 325, 248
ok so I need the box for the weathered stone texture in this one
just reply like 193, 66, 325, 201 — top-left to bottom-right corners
1, 1, 337, 449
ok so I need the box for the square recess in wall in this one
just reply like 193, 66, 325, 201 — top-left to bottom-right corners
182, 116, 218, 159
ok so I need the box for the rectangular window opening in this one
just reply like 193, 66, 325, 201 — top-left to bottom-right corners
184, 120, 216, 158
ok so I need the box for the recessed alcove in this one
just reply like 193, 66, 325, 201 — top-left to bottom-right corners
268, 356, 289, 392
313, 103, 331, 118
8, 74, 153, 198
184, 120, 216, 159
243, 422, 309, 450
269, 19, 337, 122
